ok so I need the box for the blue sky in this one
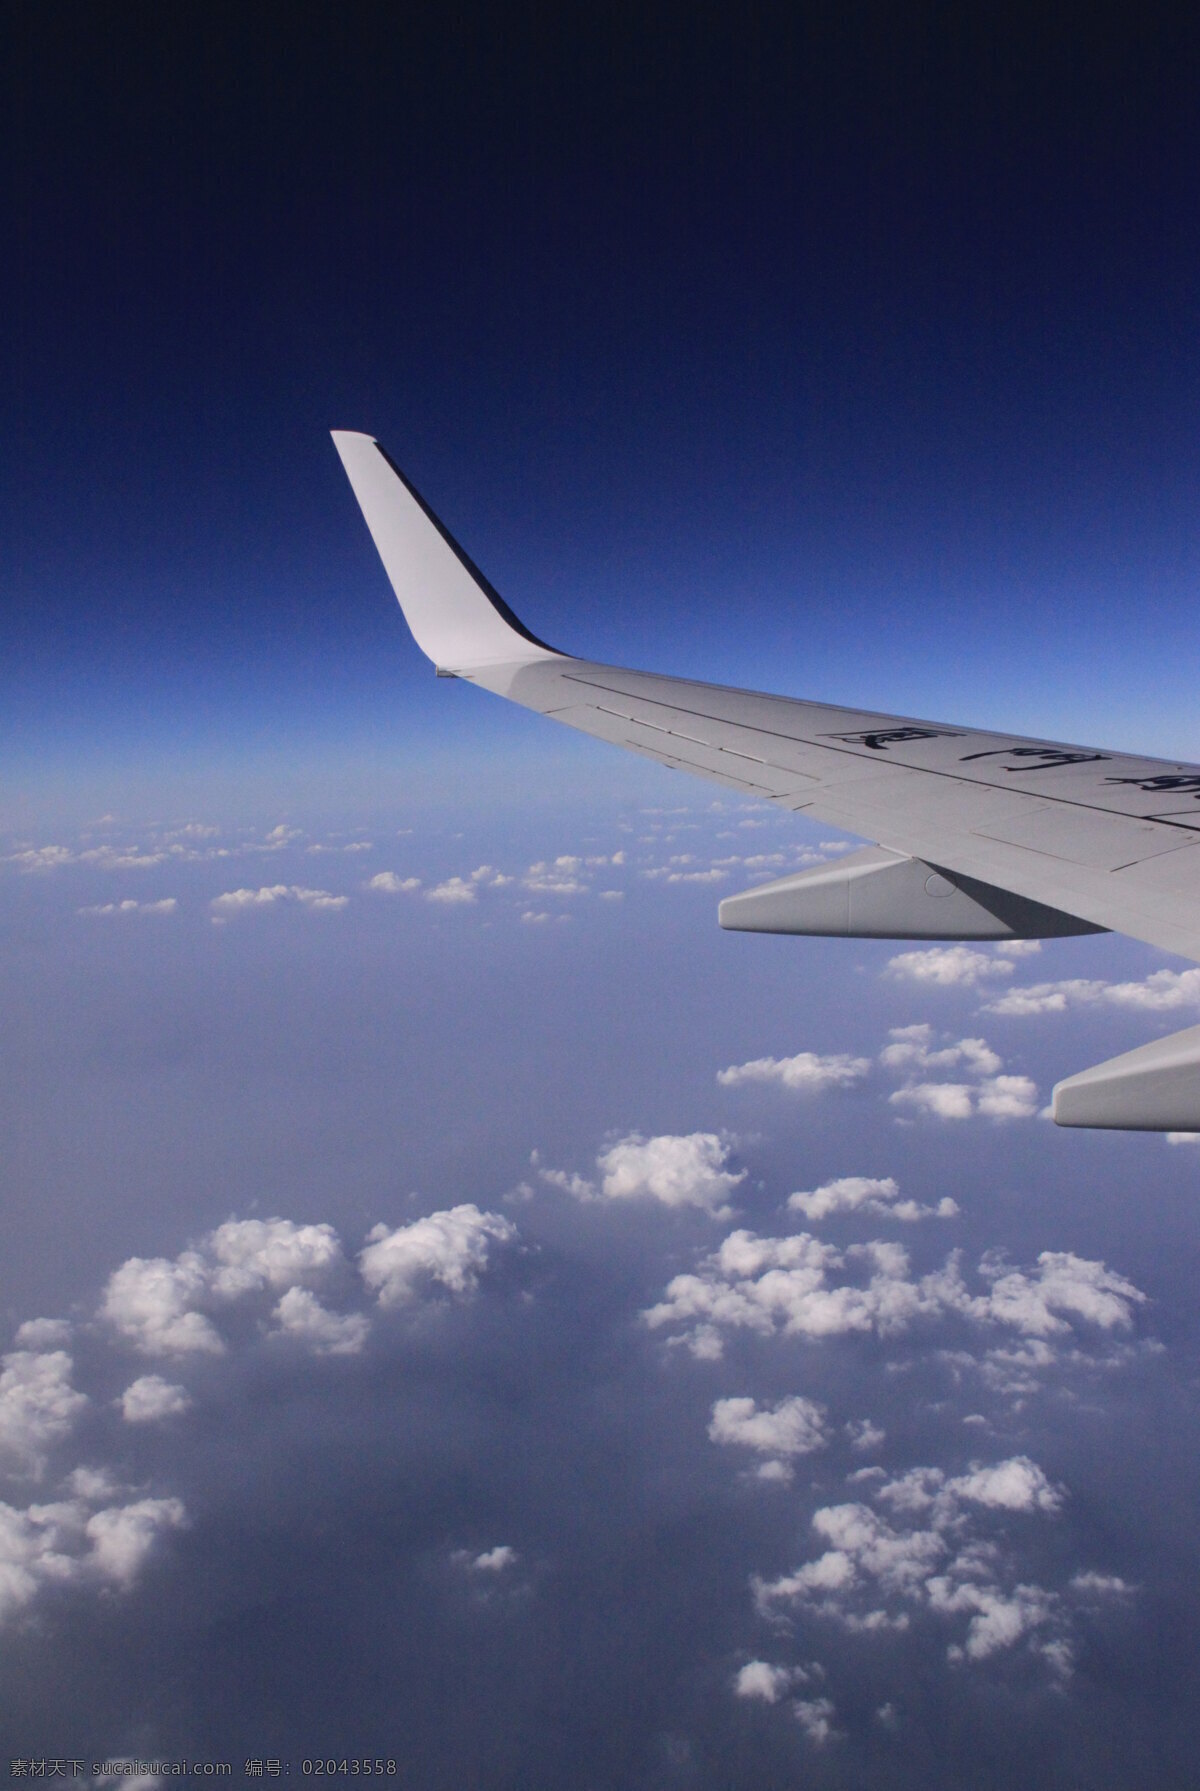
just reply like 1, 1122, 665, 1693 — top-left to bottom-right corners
4, 6, 1200, 1781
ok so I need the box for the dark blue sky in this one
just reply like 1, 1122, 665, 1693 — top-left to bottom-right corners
5, 5, 1200, 809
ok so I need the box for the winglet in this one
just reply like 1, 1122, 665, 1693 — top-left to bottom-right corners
331, 431, 562, 671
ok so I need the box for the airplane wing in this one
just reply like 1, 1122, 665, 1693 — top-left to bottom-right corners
332, 429, 1200, 1132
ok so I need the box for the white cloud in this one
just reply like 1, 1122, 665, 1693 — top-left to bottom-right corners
889, 1082, 975, 1120
753, 1454, 1076, 1672
1070, 1571, 1135, 1599
984, 967, 1200, 1016
643, 1230, 949, 1358
119, 1376, 193, 1424
472, 1545, 517, 1572
523, 856, 589, 895
880, 1027, 1038, 1121
975, 1075, 1040, 1119
100, 1254, 226, 1357
5, 844, 75, 871
709, 1396, 828, 1477
717, 1051, 871, 1093
847, 1419, 885, 1454
793, 1697, 840, 1745
13, 1319, 72, 1349
976, 1249, 1146, 1336
787, 1174, 958, 1223
596, 1133, 746, 1215
78, 898, 178, 917
99, 1218, 348, 1357
875, 1456, 1063, 1518
643, 1230, 1145, 1360
359, 1205, 517, 1308
0, 1350, 88, 1476
0, 1479, 187, 1626
994, 939, 1042, 957
365, 871, 420, 894
205, 1218, 345, 1298
271, 1288, 369, 1356
210, 884, 347, 915
84, 1497, 188, 1587
425, 877, 478, 904
734, 1660, 800, 1703
886, 947, 1015, 988
879, 1025, 1001, 1078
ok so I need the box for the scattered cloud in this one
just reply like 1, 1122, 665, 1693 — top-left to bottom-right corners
270, 1288, 370, 1355
880, 1027, 1038, 1122
752, 1454, 1077, 1672
983, 967, 1200, 1016
524, 856, 589, 895
365, 871, 421, 894
0, 1480, 187, 1624
793, 1697, 841, 1745
118, 1376, 193, 1424
733, 1660, 804, 1703
0, 1349, 88, 1477
886, 947, 1015, 988
536, 1133, 745, 1215
359, 1206, 517, 1308
643, 1230, 1145, 1360
458, 1544, 518, 1573
717, 1052, 870, 1092
100, 1218, 352, 1357
210, 884, 348, 916
787, 1174, 958, 1223
709, 1395, 828, 1480
78, 898, 178, 917
425, 877, 478, 904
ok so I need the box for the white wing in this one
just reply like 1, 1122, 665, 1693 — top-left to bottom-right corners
332, 430, 1200, 1132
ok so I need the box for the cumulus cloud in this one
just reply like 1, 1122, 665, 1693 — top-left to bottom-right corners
359, 1206, 517, 1308
270, 1288, 369, 1355
365, 871, 421, 894
733, 1660, 801, 1702
717, 1052, 871, 1093
0, 1481, 187, 1624
78, 898, 178, 917
523, 856, 589, 895
210, 885, 348, 916
787, 1174, 958, 1223
752, 1454, 1077, 1672
85, 1497, 189, 1587
886, 947, 1015, 988
0, 1350, 88, 1476
880, 1027, 1038, 1122
643, 1231, 950, 1359
643, 1229, 1145, 1360
709, 1395, 828, 1479
119, 1376, 193, 1424
984, 967, 1200, 1016
5, 844, 76, 871
465, 1545, 518, 1573
425, 877, 478, 904
14, 1319, 72, 1349
595, 1133, 745, 1215
879, 1025, 1001, 1078
537, 1135, 746, 1214
793, 1697, 841, 1745
99, 1218, 349, 1356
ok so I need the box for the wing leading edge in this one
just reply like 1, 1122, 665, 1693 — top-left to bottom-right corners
332, 431, 1200, 1131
